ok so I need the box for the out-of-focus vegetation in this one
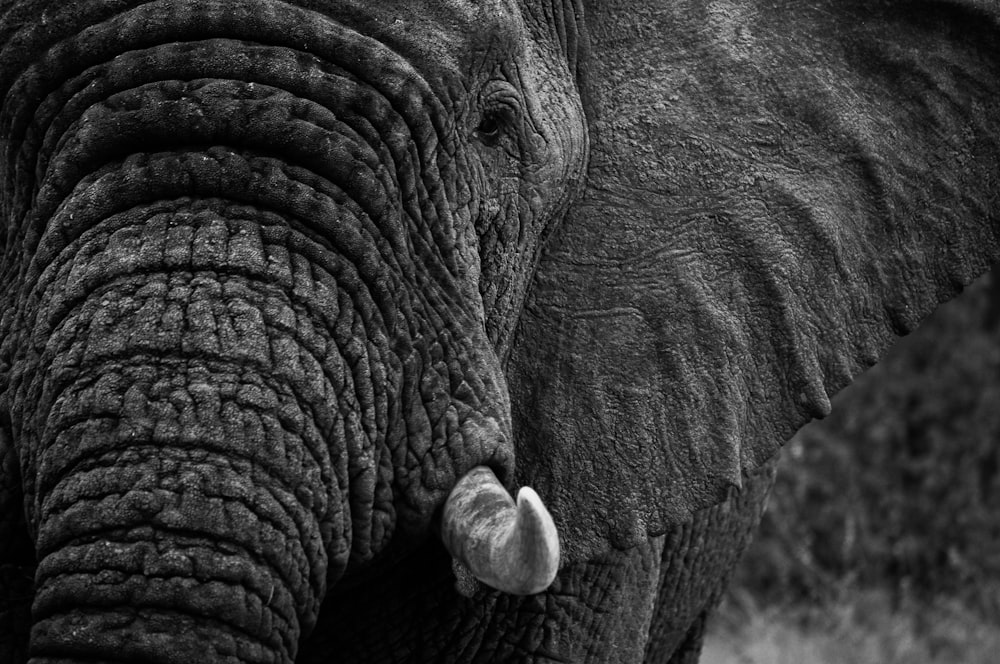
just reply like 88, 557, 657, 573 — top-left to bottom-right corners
708, 267, 1000, 660
703, 591, 1000, 664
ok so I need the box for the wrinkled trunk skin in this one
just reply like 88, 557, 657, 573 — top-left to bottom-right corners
26, 326, 329, 662
0, 2, 513, 661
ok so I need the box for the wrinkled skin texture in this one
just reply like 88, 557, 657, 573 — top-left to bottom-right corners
0, 1, 998, 663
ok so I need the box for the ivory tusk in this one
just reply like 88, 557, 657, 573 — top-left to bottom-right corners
441, 466, 560, 595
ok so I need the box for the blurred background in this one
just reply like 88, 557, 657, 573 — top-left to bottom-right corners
704, 267, 1000, 663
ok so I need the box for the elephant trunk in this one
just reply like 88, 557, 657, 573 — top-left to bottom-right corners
20, 220, 342, 661
29, 373, 324, 663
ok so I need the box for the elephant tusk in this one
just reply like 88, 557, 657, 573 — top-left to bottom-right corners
441, 466, 560, 595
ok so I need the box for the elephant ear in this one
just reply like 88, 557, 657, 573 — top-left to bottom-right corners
508, 0, 1000, 561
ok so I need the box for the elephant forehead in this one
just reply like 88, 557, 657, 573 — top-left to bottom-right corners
321, 0, 524, 70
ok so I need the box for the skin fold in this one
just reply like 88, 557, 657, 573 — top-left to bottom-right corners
0, 1, 997, 662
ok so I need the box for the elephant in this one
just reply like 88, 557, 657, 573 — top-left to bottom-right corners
0, 0, 997, 662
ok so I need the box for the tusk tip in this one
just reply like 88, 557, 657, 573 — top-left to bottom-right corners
511, 486, 560, 594
515, 488, 558, 549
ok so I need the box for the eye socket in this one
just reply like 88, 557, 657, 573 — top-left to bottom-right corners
474, 80, 523, 149
475, 111, 504, 146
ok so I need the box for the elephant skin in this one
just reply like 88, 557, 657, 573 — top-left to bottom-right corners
0, 1, 998, 662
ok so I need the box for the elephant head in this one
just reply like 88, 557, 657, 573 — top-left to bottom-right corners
0, 0, 998, 662
0, 1, 584, 659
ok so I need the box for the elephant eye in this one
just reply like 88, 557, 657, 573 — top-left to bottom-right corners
475, 111, 504, 147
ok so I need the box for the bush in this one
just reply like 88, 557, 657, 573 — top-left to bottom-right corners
733, 268, 1000, 617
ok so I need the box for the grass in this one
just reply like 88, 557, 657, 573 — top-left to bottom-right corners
701, 588, 1000, 664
